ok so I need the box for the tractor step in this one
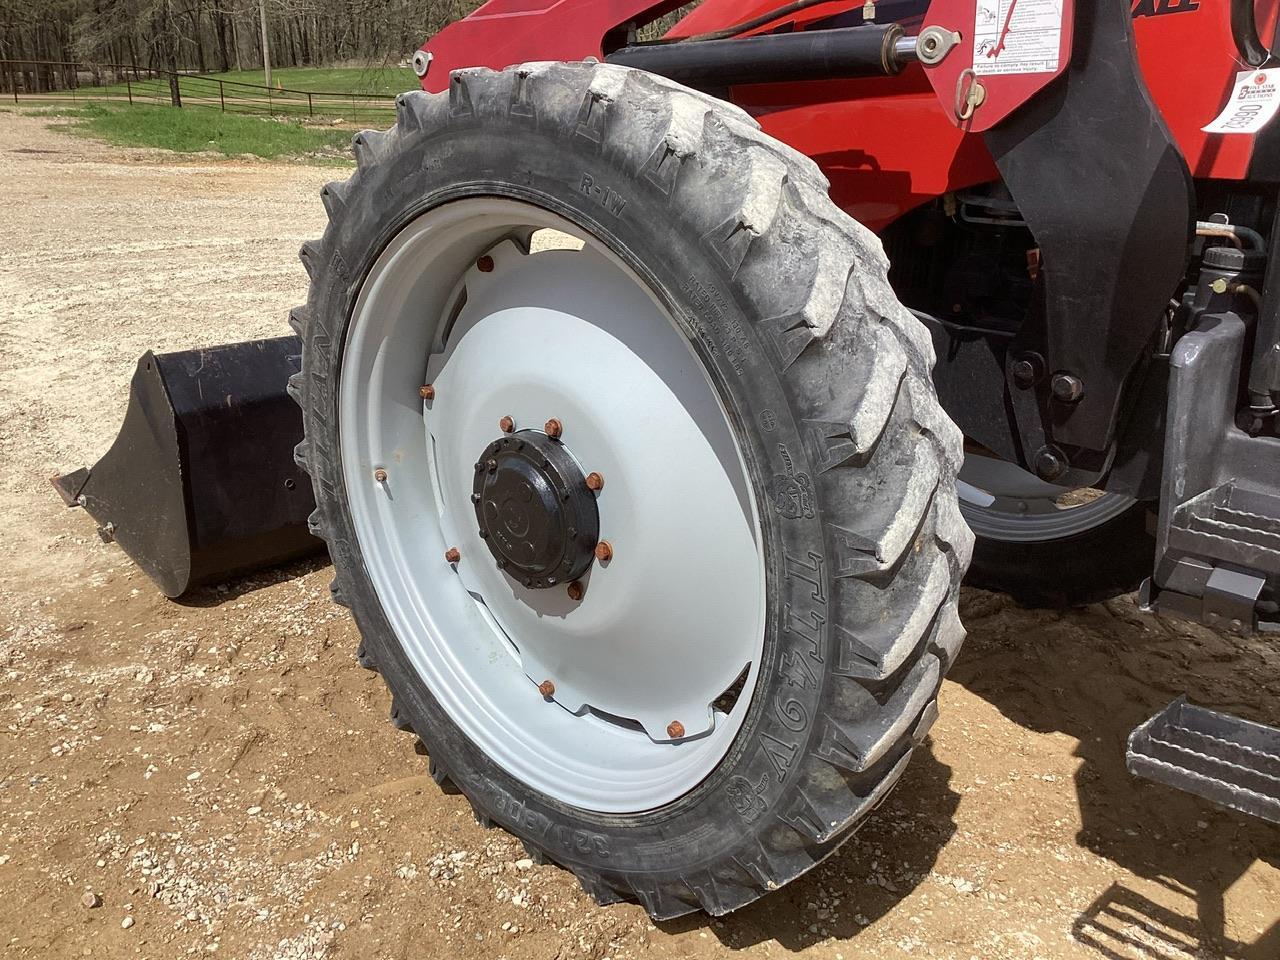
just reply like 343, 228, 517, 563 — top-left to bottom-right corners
1167, 482, 1280, 576
1142, 481, 1280, 634
1126, 697, 1280, 824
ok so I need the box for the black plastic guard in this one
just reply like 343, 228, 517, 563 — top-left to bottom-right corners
981, 0, 1194, 474
52, 336, 320, 597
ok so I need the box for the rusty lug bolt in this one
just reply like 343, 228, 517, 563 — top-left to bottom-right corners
477, 255, 495, 273
544, 418, 563, 439
566, 580, 584, 602
419, 383, 436, 401
374, 468, 388, 483
667, 720, 685, 739
499, 415, 515, 433
594, 540, 613, 563
585, 471, 604, 492
444, 546, 461, 564
538, 680, 556, 697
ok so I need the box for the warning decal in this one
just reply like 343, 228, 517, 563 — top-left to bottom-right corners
973, 0, 1064, 76
1203, 70, 1280, 134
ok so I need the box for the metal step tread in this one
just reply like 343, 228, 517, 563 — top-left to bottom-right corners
1166, 525, 1280, 574
1188, 515, 1280, 552
1211, 505, 1280, 538
1127, 697, 1280, 824
1169, 482, 1280, 574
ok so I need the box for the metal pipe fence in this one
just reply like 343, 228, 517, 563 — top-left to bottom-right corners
0, 59, 398, 124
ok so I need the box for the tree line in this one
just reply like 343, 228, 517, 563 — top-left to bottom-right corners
0, 0, 481, 92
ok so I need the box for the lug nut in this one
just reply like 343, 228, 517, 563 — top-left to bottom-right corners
544, 418, 563, 439
477, 255, 495, 272
538, 679, 556, 697
445, 546, 461, 564
499, 415, 515, 433
419, 383, 436, 400
667, 720, 685, 739
585, 471, 604, 491
566, 580, 584, 601
374, 468, 388, 483
1033, 446, 1066, 481
1051, 372, 1085, 403
594, 540, 613, 563
1011, 359, 1036, 388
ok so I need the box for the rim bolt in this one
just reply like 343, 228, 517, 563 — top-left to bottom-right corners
444, 546, 460, 564
594, 540, 613, 563
499, 415, 515, 433
486, 458, 498, 473
544, 418, 563, 439
419, 383, 435, 400
538, 679, 555, 697
566, 580, 584, 602
374, 468, 388, 483
585, 471, 604, 492
477, 255, 495, 273
667, 720, 685, 739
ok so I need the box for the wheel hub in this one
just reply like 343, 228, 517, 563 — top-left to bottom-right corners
339, 200, 765, 810
472, 431, 598, 588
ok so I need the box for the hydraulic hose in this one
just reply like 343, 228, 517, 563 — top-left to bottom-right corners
607, 23, 906, 86
1231, 0, 1277, 67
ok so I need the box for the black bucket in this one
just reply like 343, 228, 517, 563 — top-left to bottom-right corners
53, 335, 323, 598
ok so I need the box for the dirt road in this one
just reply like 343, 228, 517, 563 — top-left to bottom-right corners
0, 112, 1276, 960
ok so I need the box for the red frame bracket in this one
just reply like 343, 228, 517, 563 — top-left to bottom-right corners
920, 0, 1074, 132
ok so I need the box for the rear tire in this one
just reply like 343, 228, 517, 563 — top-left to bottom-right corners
965, 499, 1155, 607
291, 62, 972, 918
956, 455, 1154, 606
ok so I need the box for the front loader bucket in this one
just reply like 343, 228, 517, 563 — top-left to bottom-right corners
52, 336, 322, 598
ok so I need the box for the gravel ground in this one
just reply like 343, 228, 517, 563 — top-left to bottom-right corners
0, 112, 1277, 960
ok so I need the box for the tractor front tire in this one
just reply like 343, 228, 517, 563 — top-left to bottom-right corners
291, 62, 972, 918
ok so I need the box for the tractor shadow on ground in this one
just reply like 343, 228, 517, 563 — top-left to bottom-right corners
951, 587, 1280, 960
175, 552, 332, 608
658, 743, 961, 951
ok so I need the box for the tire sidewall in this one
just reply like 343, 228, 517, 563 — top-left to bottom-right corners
303, 108, 839, 875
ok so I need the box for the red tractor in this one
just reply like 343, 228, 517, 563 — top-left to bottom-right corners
57, 0, 1280, 918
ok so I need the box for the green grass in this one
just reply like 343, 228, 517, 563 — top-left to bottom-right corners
196, 66, 417, 96
33, 102, 355, 163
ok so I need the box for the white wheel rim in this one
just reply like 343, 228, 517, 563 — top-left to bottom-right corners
339, 199, 766, 813
957, 452, 1136, 542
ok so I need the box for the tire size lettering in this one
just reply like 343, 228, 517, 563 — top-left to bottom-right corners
579, 174, 627, 217
489, 786, 611, 858
679, 273, 752, 377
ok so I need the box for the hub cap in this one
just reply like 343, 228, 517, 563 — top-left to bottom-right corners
338, 199, 765, 812
472, 431, 599, 588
